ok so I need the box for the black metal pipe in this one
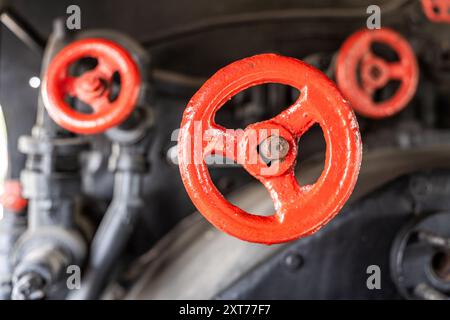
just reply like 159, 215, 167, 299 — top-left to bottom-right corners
70, 163, 145, 300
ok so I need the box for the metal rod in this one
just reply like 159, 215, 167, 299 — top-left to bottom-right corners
0, 8, 45, 54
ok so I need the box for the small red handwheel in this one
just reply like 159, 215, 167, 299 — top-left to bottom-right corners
336, 28, 419, 119
421, 0, 450, 23
0, 180, 27, 213
178, 54, 362, 244
43, 38, 141, 134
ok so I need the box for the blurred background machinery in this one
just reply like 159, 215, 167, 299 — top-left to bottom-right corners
0, 0, 449, 300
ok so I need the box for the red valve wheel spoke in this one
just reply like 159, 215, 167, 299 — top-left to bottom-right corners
178, 54, 362, 244
387, 62, 407, 80
203, 125, 242, 163
62, 77, 78, 97
43, 38, 141, 134
89, 95, 112, 113
336, 28, 419, 119
270, 90, 317, 137
362, 83, 376, 97
95, 56, 117, 80
259, 172, 305, 217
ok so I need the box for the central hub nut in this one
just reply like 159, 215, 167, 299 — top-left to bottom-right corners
259, 135, 290, 162
79, 74, 106, 97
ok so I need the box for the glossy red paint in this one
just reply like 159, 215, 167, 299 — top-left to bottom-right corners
336, 28, 419, 119
43, 38, 141, 134
421, 0, 450, 23
0, 180, 27, 213
178, 54, 362, 244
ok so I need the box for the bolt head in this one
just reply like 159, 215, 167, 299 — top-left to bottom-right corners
259, 135, 290, 161
284, 253, 304, 271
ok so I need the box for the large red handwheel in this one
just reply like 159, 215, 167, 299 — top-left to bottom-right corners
178, 54, 362, 244
43, 38, 141, 134
421, 0, 450, 23
336, 28, 419, 119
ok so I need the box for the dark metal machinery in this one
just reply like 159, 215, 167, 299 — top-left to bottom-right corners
0, 0, 449, 300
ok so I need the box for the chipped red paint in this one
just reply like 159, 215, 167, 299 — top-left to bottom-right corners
421, 0, 450, 24
0, 180, 27, 213
43, 38, 141, 134
336, 28, 419, 119
178, 54, 362, 244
